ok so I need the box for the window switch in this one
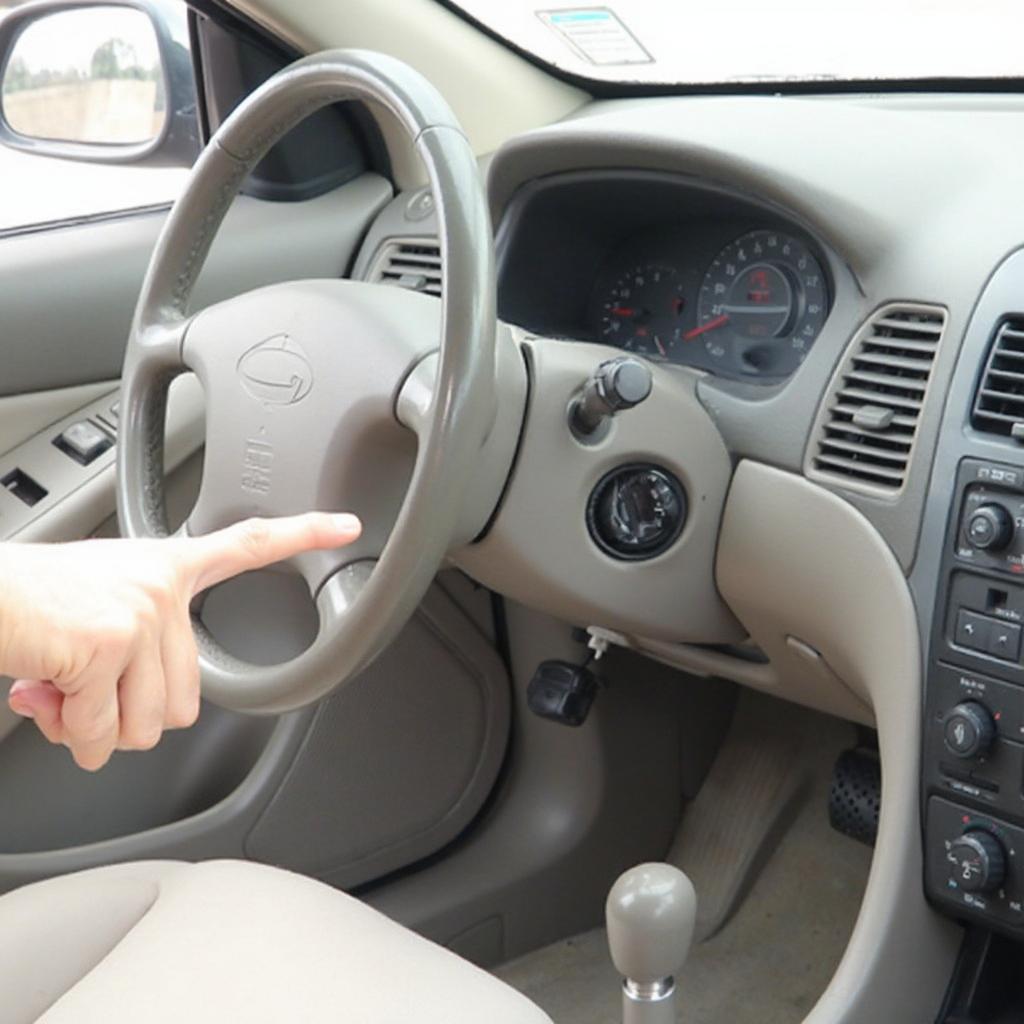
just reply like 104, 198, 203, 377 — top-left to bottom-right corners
97, 400, 120, 433
53, 420, 112, 465
955, 610, 991, 653
1, 469, 47, 507
988, 620, 1022, 661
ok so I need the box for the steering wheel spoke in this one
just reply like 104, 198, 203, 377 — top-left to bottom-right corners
315, 560, 375, 626
135, 318, 191, 372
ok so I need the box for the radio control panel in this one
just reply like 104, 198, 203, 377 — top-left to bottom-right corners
924, 459, 1024, 938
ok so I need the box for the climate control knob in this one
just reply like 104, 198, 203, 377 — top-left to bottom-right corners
943, 701, 996, 759
965, 503, 1015, 552
949, 830, 1006, 894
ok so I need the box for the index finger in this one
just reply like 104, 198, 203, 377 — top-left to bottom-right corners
184, 513, 362, 594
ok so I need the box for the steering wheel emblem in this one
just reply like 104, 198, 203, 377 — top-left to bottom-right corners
236, 334, 314, 406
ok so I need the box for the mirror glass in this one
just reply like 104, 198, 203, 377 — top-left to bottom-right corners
1, 7, 165, 146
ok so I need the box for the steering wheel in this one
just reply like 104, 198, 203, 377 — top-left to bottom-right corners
116, 50, 495, 714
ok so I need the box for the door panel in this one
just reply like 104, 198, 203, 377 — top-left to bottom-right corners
0, 168, 481, 885
0, 376, 204, 745
0, 164, 514, 896
0, 173, 392, 396
0, 573, 508, 895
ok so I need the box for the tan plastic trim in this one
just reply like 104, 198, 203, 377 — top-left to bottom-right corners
586, 628, 873, 727
457, 335, 744, 644
716, 461, 959, 1024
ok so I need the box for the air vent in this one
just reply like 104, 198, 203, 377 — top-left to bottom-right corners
971, 320, 1024, 440
808, 303, 946, 494
367, 237, 442, 297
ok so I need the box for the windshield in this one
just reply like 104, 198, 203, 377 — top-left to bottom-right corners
448, 1, 1022, 87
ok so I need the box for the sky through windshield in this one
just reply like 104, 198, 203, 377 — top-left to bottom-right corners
450, 1, 1023, 86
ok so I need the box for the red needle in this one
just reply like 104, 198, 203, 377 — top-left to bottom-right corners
610, 306, 637, 317
683, 314, 730, 341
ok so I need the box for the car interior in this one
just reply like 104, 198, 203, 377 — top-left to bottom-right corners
0, 0, 1022, 1021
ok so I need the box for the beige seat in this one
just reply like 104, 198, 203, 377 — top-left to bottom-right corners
0, 859, 551, 1023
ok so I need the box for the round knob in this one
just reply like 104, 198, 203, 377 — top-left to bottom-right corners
606, 863, 696, 984
966, 504, 1015, 552
597, 357, 654, 410
943, 701, 996, 759
571, 357, 653, 436
950, 830, 1006, 894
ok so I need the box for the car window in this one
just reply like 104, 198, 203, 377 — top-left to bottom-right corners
0, 0, 197, 233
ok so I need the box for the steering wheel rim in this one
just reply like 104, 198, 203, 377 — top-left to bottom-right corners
117, 49, 495, 714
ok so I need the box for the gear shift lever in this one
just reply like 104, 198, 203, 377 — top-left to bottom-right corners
606, 863, 697, 1024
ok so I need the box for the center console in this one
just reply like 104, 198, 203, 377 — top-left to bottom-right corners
924, 457, 1024, 934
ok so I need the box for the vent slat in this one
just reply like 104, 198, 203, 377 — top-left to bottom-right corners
971, 320, 1024, 438
852, 351, 935, 374
819, 437, 911, 463
861, 336, 938, 356
869, 316, 944, 336
810, 303, 947, 494
979, 388, 1024, 402
974, 409, 1024, 425
835, 386, 923, 413
812, 453, 908, 485
982, 368, 1024, 383
367, 237, 443, 298
387, 259, 441, 271
843, 369, 929, 393
989, 348, 1024, 363
824, 421, 915, 443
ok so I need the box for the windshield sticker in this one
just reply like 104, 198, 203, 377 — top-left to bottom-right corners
536, 8, 653, 67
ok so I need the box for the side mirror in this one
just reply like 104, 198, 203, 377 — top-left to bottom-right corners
0, 0, 199, 166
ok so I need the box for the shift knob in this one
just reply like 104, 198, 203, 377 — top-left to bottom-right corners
606, 863, 697, 984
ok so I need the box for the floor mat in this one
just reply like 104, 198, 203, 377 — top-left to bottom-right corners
495, 698, 874, 1024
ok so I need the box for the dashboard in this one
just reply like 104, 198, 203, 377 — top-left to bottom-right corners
496, 171, 834, 382
354, 89, 1024, 1023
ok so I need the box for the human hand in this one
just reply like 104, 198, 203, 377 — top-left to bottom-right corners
1, 513, 361, 770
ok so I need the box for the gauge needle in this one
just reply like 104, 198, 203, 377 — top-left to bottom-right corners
610, 306, 637, 317
683, 314, 730, 341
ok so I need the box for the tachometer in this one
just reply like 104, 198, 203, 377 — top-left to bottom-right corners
599, 263, 687, 360
693, 231, 828, 376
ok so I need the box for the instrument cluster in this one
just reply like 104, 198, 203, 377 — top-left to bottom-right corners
495, 172, 836, 383
590, 227, 831, 380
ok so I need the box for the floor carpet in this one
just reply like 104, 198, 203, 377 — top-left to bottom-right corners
495, 699, 874, 1024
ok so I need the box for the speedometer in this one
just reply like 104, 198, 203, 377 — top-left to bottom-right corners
693, 231, 828, 377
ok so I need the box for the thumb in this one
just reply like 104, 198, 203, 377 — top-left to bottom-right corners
9, 680, 65, 744
185, 512, 362, 594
